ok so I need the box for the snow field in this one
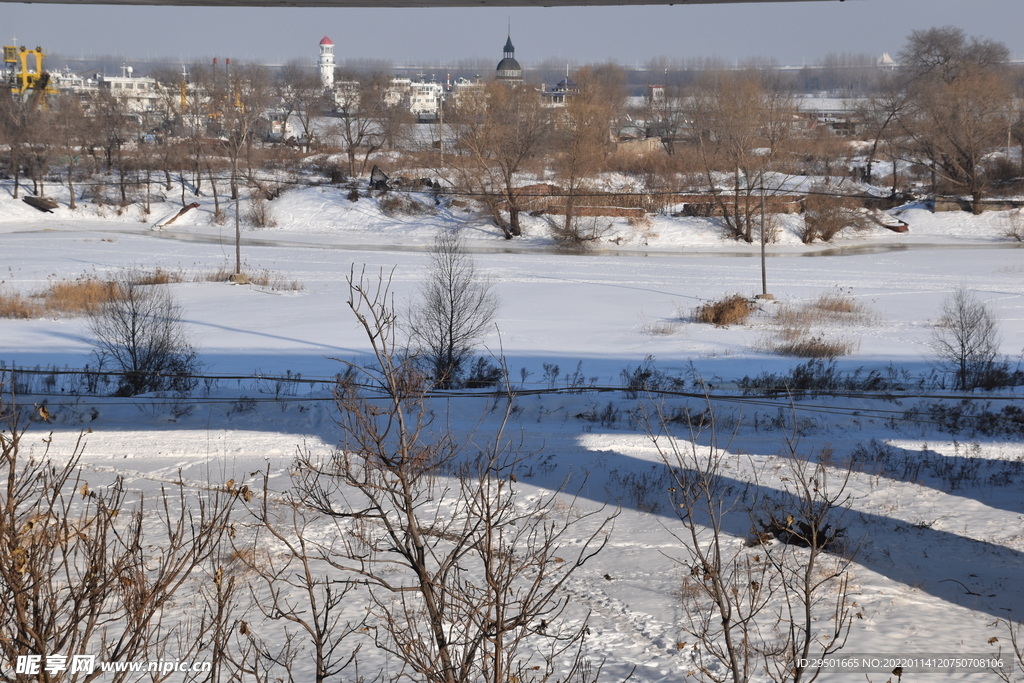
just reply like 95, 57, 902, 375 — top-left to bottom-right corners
1, 179, 1023, 681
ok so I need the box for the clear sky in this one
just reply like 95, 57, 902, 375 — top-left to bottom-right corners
2, 0, 1021, 70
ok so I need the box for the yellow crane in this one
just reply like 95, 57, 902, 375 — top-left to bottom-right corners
4, 44, 58, 108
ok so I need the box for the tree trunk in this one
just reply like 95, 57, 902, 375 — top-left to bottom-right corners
509, 206, 521, 237
971, 190, 983, 215
68, 158, 77, 210
207, 164, 220, 217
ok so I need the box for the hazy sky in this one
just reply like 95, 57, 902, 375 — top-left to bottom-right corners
3, 0, 1021, 70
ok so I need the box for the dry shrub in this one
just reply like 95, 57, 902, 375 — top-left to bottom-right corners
627, 214, 659, 243
695, 294, 754, 327
801, 190, 871, 244
546, 215, 612, 251
1005, 209, 1024, 242
379, 193, 437, 217
246, 195, 278, 228
627, 215, 653, 230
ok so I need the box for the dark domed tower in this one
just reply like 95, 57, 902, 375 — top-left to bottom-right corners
496, 36, 523, 85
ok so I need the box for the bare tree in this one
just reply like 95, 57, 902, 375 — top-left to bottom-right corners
93, 89, 140, 207
639, 402, 772, 683
850, 74, 911, 191
329, 72, 397, 178
407, 229, 499, 389
87, 269, 199, 396
899, 27, 1012, 213
752, 440, 854, 683
239, 473, 363, 683
0, 384, 234, 682
51, 95, 94, 210
689, 70, 796, 243
552, 65, 626, 247
931, 286, 1003, 390
447, 81, 549, 238
0, 87, 41, 199
644, 82, 691, 157
276, 63, 329, 149
900, 26, 1009, 85
199, 62, 272, 275
293, 266, 611, 683
637, 399, 854, 683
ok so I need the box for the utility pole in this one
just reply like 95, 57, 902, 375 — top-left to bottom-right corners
757, 171, 772, 300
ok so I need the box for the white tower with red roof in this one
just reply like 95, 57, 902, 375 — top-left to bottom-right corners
318, 36, 335, 89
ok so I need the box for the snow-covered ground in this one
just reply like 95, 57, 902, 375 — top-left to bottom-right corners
2, 178, 1023, 681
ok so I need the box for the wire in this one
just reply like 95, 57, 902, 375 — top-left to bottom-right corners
3, 365, 1021, 432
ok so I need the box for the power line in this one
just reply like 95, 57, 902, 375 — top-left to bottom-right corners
3, 365, 1021, 432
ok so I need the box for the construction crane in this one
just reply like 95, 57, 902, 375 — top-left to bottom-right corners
3, 45, 58, 109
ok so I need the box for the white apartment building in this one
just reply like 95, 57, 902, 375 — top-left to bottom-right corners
97, 66, 161, 114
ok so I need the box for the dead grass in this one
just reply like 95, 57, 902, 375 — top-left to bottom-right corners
695, 294, 754, 327
248, 269, 305, 292
191, 265, 304, 291
0, 289, 43, 318
0, 267, 192, 319
772, 290, 872, 327
44, 277, 119, 315
757, 289, 871, 358
760, 333, 858, 359
0, 276, 118, 319
642, 320, 681, 336
133, 267, 184, 286
195, 266, 236, 283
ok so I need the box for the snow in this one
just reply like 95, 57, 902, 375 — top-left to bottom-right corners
1, 176, 1023, 681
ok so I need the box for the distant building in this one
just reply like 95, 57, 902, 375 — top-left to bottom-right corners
319, 36, 335, 90
541, 75, 578, 108
496, 36, 523, 85
385, 75, 443, 120
409, 78, 443, 120
97, 65, 160, 114
335, 79, 361, 111
50, 69, 98, 103
877, 52, 897, 70
385, 76, 412, 108
446, 75, 485, 111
